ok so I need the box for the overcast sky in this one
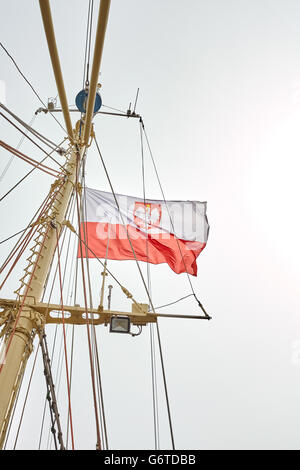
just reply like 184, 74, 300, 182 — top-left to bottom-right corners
1, 0, 300, 450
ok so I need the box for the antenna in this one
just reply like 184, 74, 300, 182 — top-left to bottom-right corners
127, 88, 140, 117
133, 87, 140, 114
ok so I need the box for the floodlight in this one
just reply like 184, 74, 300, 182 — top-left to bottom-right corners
109, 316, 131, 334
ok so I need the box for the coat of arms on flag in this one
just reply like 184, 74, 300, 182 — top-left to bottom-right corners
133, 202, 162, 231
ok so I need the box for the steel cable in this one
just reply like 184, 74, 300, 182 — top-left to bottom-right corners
0, 41, 67, 135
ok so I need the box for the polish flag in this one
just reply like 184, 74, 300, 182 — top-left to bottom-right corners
79, 187, 209, 276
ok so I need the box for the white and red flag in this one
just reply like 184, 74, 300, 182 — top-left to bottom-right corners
79, 187, 209, 276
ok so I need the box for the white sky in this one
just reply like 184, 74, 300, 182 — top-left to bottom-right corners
1, 0, 300, 450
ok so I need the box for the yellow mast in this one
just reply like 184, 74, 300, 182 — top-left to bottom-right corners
83, 0, 111, 145
39, 0, 74, 142
0, 0, 210, 449
0, 0, 111, 448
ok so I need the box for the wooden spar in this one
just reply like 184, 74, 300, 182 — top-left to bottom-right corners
83, 0, 111, 145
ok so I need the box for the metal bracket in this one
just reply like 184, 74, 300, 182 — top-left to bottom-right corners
0, 298, 210, 329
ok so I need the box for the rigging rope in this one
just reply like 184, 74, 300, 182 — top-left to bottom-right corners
52, 193, 77, 450
0, 177, 65, 386
39, 331, 65, 450
155, 322, 175, 450
81, 156, 109, 450
82, 0, 94, 88
66, 217, 79, 449
0, 138, 67, 204
0, 185, 60, 288
0, 227, 30, 245
93, 136, 156, 314
149, 324, 160, 449
38, 190, 76, 449
55, 227, 75, 450
0, 113, 36, 183
139, 119, 160, 449
94, 134, 176, 449
140, 119, 211, 319
0, 111, 66, 170
154, 294, 195, 310
102, 104, 127, 114
3, 353, 27, 449
0, 222, 51, 375
35, 190, 76, 448
66, 324, 75, 450
0, 41, 67, 135
0, 103, 65, 153
0, 140, 62, 177
75, 150, 102, 450
11, 345, 39, 449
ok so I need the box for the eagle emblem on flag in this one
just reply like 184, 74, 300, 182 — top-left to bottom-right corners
133, 202, 162, 230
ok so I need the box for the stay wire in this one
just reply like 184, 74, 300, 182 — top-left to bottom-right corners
0, 185, 58, 289
0, 140, 61, 177
155, 322, 175, 450
0, 185, 66, 444
155, 294, 195, 310
3, 357, 26, 449
59, 194, 78, 450
86, 0, 94, 85
0, 138, 67, 204
0, 111, 66, 171
80, 156, 103, 445
82, 157, 109, 450
66, 324, 75, 450
81, 156, 94, 308
0, 227, 30, 245
141, 119, 211, 319
33, 191, 74, 450
93, 136, 156, 313
0, 42, 67, 135
66, 255, 79, 449
12, 343, 40, 450
0, 222, 52, 375
55, 226, 75, 450
72, 207, 195, 449
74, 229, 123, 289
42, 195, 75, 450
0, 113, 36, 183
82, 1, 90, 88
82, 0, 92, 87
140, 120, 160, 450
101, 104, 127, 114
0, 200, 47, 269
94, 135, 175, 450
0, 102, 64, 152
75, 150, 102, 450
0, 173, 61, 271
1, 190, 64, 445
150, 324, 160, 449
37, 190, 76, 449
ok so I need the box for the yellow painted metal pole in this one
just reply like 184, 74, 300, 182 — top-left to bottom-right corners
99, 261, 108, 310
83, 0, 111, 145
39, 0, 74, 141
0, 145, 85, 448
